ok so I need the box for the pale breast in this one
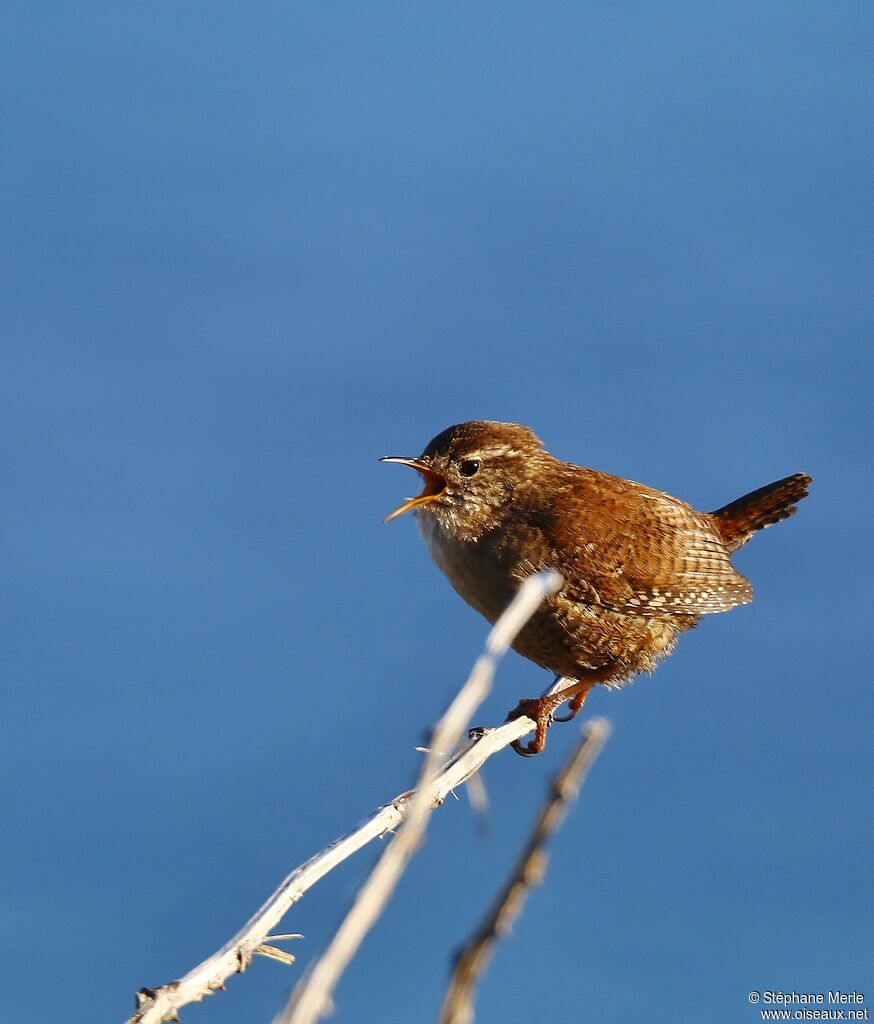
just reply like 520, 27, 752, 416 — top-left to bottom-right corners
416, 513, 516, 624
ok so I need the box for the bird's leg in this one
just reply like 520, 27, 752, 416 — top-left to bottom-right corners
507, 679, 594, 757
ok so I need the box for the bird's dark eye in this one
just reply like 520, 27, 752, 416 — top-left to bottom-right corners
459, 459, 480, 477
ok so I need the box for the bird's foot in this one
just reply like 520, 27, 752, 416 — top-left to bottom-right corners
507, 694, 563, 756
507, 683, 594, 756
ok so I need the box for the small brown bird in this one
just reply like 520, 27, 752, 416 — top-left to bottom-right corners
382, 421, 811, 755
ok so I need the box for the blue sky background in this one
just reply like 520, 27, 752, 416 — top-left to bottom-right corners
2, 4, 872, 1022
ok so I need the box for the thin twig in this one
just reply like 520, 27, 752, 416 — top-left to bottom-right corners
276, 570, 564, 1024
128, 574, 577, 1024
438, 717, 611, 1024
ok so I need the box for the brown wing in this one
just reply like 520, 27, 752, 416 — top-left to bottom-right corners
544, 467, 753, 616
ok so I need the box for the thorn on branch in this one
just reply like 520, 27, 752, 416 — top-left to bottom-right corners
255, 932, 303, 964
255, 945, 296, 965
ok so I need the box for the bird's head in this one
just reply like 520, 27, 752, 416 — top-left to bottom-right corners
381, 420, 547, 541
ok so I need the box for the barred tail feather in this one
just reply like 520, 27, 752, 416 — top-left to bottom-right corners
710, 473, 812, 552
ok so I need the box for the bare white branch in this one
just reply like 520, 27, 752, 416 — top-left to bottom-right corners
127, 572, 573, 1024
276, 570, 564, 1024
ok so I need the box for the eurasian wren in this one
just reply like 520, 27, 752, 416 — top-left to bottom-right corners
382, 420, 810, 755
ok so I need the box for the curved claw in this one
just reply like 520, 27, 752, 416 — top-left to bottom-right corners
552, 698, 582, 723
550, 684, 593, 723
510, 737, 542, 757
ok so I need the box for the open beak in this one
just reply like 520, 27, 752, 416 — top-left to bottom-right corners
380, 456, 447, 523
